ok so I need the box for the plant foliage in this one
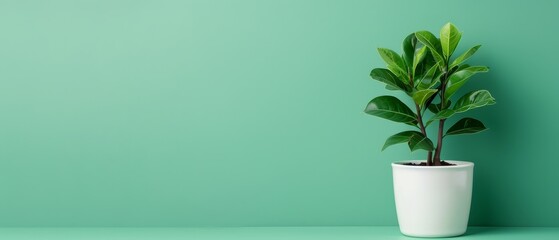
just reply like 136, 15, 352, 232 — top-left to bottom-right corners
364, 23, 495, 166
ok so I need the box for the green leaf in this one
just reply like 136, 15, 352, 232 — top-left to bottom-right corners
462, 65, 489, 72
408, 132, 435, 152
415, 31, 444, 66
440, 23, 462, 59
446, 65, 460, 76
387, 65, 408, 82
427, 90, 495, 126
450, 45, 481, 69
456, 63, 471, 71
370, 68, 410, 92
426, 109, 455, 127
427, 100, 451, 114
382, 130, 421, 151
402, 33, 417, 70
364, 96, 418, 125
412, 89, 438, 107
422, 91, 439, 113
416, 64, 439, 90
446, 117, 487, 136
454, 90, 496, 113
382, 131, 433, 152
413, 46, 428, 75
378, 48, 408, 77
444, 66, 489, 101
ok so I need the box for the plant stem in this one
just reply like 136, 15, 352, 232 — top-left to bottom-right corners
433, 119, 445, 166
414, 104, 432, 166
433, 62, 450, 166
409, 72, 433, 166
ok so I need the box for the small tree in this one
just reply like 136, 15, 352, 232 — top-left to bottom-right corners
364, 23, 495, 166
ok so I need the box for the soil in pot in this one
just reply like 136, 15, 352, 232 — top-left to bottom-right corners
400, 161, 456, 166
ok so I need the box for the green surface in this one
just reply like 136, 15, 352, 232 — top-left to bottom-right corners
1, 0, 559, 227
1, 227, 559, 240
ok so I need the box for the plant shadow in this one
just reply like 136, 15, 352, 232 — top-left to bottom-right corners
442, 50, 516, 226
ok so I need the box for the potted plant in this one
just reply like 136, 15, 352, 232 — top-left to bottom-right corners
364, 23, 495, 237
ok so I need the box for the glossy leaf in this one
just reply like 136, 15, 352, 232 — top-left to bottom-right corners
370, 68, 410, 92
414, 48, 437, 82
408, 132, 435, 152
382, 130, 421, 151
427, 100, 451, 114
416, 64, 439, 90
413, 89, 438, 107
364, 96, 418, 125
446, 65, 461, 77
462, 65, 489, 72
422, 91, 439, 113
427, 90, 495, 125
440, 23, 462, 59
426, 109, 455, 127
446, 117, 487, 136
415, 31, 444, 66
413, 46, 428, 75
450, 45, 481, 68
454, 90, 496, 113
378, 48, 408, 77
402, 33, 417, 70
444, 66, 489, 101
456, 63, 471, 71
387, 65, 408, 81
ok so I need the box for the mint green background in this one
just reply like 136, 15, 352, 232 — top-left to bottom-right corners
0, 0, 557, 227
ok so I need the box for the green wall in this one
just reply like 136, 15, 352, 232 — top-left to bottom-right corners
0, 0, 558, 227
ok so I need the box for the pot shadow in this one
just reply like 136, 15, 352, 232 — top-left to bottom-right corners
463, 227, 502, 237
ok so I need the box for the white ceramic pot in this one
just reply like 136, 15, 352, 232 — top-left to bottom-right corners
392, 160, 474, 238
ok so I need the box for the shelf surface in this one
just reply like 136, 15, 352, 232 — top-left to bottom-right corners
1, 226, 558, 239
